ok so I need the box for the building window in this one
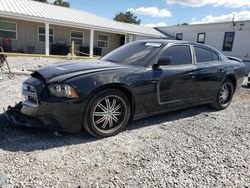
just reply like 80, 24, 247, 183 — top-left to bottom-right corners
0, 20, 17, 40
222, 32, 235, 51
97, 34, 109, 48
197, 33, 206, 44
38, 26, 54, 43
70, 31, 84, 46
176, 33, 183, 40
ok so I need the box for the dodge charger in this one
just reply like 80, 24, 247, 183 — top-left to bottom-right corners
6, 40, 245, 138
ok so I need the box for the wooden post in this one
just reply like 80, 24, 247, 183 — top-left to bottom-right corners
0, 47, 11, 74
71, 40, 75, 60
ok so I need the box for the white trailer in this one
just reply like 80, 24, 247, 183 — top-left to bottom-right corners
156, 20, 250, 74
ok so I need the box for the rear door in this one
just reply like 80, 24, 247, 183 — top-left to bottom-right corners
193, 45, 225, 101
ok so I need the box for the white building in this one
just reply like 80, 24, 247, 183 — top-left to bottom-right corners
157, 20, 250, 61
0, 0, 165, 57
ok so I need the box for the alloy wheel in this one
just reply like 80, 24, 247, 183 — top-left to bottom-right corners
219, 83, 232, 107
92, 95, 127, 133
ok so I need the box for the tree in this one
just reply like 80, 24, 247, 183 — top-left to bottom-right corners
54, 0, 70, 7
33, 0, 48, 2
177, 23, 189, 26
33, 0, 70, 7
114, 11, 141, 25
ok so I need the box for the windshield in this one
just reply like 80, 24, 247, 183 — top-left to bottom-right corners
101, 41, 164, 67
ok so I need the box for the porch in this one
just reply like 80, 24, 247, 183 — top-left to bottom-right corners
0, 17, 127, 57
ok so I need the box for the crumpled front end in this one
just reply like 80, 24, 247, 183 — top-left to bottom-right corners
5, 102, 56, 129
5, 75, 84, 132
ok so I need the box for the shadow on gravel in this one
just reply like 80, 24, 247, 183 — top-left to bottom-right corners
127, 105, 214, 130
0, 113, 97, 152
0, 105, 215, 152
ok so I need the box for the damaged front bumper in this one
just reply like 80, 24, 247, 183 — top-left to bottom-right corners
5, 101, 84, 132
5, 75, 85, 132
5, 102, 61, 130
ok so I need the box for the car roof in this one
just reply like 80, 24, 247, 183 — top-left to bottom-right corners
136, 39, 214, 46
136, 39, 223, 55
135, 39, 188, 45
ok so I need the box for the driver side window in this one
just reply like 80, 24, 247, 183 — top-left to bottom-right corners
161, 45, 192, 65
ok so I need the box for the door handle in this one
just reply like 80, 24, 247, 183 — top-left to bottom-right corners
151, 80, 157, 83
188, 73, 196, 79
188, 73, 196, 76
218, 67, 225, 72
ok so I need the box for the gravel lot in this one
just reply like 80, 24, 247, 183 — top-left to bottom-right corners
0, 57, 66, 111
0, 57, 250, 187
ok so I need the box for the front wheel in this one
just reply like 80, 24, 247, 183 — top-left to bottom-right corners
212, 79, 234, 110
83, 89, 131, 138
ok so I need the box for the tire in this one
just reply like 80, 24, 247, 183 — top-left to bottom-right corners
82, 89, 131, 138
211, 79, 235, 110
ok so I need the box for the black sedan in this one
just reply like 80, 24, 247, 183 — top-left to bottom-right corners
6, 40, 245, 138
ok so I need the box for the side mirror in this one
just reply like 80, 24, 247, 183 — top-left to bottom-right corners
153, 56, 172, 68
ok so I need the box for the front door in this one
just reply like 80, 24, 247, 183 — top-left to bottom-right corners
152, 45, 197, 109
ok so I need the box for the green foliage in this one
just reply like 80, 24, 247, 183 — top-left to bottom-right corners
33, 0, 48, 2
114, 11, 141, 25
33, 0, 70, 7
54, 0, 70, 7
177, 23, 189, 26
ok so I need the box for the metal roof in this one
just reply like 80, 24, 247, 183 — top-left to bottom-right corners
0, 0, 165, 38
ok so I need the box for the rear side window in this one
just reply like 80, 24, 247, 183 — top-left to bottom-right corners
194, 46, 219, 63
161, 45, 192, 65
212, 52, 219, 61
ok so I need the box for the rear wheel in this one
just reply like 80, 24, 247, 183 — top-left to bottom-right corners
212, 79, 234, 110
83, 89, 130, 138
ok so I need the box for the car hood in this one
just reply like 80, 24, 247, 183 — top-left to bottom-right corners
32, 60, 129, 82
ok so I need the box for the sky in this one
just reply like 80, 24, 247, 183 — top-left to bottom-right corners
51, 0, 250, 27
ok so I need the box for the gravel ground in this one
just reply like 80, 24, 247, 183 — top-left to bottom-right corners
0, 57, 66, 111
0, 57, 250, 187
